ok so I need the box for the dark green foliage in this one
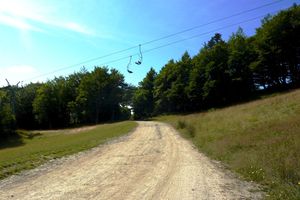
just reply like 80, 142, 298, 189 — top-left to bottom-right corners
154, 52, 192, 113
33, 77, 71, 128
134, 5, 300, 117
15, 83, 41, 129
0, 90, 16, 138
201, 34, 231, 107
65, 69, 88, 125
122, 84, 137, 108
76, 67, 125, 123
133, 68, 156, 119
252, 5, 300, 89
5, 66, 131, 131
227, 28, 256, 99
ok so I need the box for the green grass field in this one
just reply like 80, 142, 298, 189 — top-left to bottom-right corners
0, 121, 137, 179
156, 90, 300, 200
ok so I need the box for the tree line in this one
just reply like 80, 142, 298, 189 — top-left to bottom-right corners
133, 5, 300, 119
0, 67, 135, 139
0, 5, 299, 138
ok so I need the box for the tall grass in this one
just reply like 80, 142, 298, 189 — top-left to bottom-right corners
157, 90, 300, 200
0, 121, 137, 179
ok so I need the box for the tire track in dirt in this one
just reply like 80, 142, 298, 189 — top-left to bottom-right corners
0, 121, 263, 200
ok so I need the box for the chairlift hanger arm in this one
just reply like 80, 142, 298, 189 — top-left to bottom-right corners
5, 79, 10, 86
127, 56, 133, 73
135, 44, 143, 65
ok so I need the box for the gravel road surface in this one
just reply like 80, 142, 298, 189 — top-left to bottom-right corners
0, 121, 262, 200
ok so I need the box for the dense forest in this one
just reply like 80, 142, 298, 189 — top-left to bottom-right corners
0, 67, 135, 139
133, 5, 300, 119
0, 5, 299, 139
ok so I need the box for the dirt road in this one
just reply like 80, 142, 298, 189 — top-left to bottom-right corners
0, 121, 262, 200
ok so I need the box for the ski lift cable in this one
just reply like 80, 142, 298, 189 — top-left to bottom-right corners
19, 12, 278, 76
95, 12, 278, 70
20, 0, 285, 83
141, 0, 284, 46
142, 14, 268, 54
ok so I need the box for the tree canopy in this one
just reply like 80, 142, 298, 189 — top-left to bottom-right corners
134, 5, 300, 116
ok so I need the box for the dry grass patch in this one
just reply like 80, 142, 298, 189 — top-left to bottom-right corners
156, 89, 300, 200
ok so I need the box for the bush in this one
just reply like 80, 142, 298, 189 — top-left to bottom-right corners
176, 120, 186, 129
176, 120, 196, 138
0, 91, 16, 139
186, 124, 196, 138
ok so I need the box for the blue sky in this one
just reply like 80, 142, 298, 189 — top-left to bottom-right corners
0, 0, 298, 86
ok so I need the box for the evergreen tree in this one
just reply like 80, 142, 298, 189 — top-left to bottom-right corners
252, 5, 300, 89
133, 68, 157, 119
227, 28, 256, 99
0, 90, 16, 138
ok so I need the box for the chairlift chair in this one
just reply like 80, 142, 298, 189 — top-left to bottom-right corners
135, 44, 143, 65
127, 56, 133, 73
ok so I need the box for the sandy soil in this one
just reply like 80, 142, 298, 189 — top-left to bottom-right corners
33, 125, 97, 135
0, 121, 263, 200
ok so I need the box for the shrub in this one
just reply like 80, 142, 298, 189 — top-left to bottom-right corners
176, 120, 186, 129
0, 91, 16, 139
186, 124, 196, 138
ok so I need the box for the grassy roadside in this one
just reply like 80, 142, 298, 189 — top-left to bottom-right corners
0, 121, 137, 180
155, 90, 300, 200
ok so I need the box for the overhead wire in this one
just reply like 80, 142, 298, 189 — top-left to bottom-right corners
86, 11, 279, 69
142, 14, 268, 54
21, 0, 286, 82
140, 0, 285, 46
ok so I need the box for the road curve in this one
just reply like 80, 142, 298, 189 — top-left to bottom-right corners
0, 121, 262, 200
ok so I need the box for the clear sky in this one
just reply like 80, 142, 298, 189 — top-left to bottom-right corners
0, 0, 298, 87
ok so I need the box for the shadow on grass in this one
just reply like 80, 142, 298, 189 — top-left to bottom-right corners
0, 130, 43, 149
22, 132, 42, 139
0, 133, 25, 149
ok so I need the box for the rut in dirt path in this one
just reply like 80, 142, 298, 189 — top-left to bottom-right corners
0, 121, 263, 200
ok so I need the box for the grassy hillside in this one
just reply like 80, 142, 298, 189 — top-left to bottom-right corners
156, 90, 300, 200
0, 121, 137, 179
